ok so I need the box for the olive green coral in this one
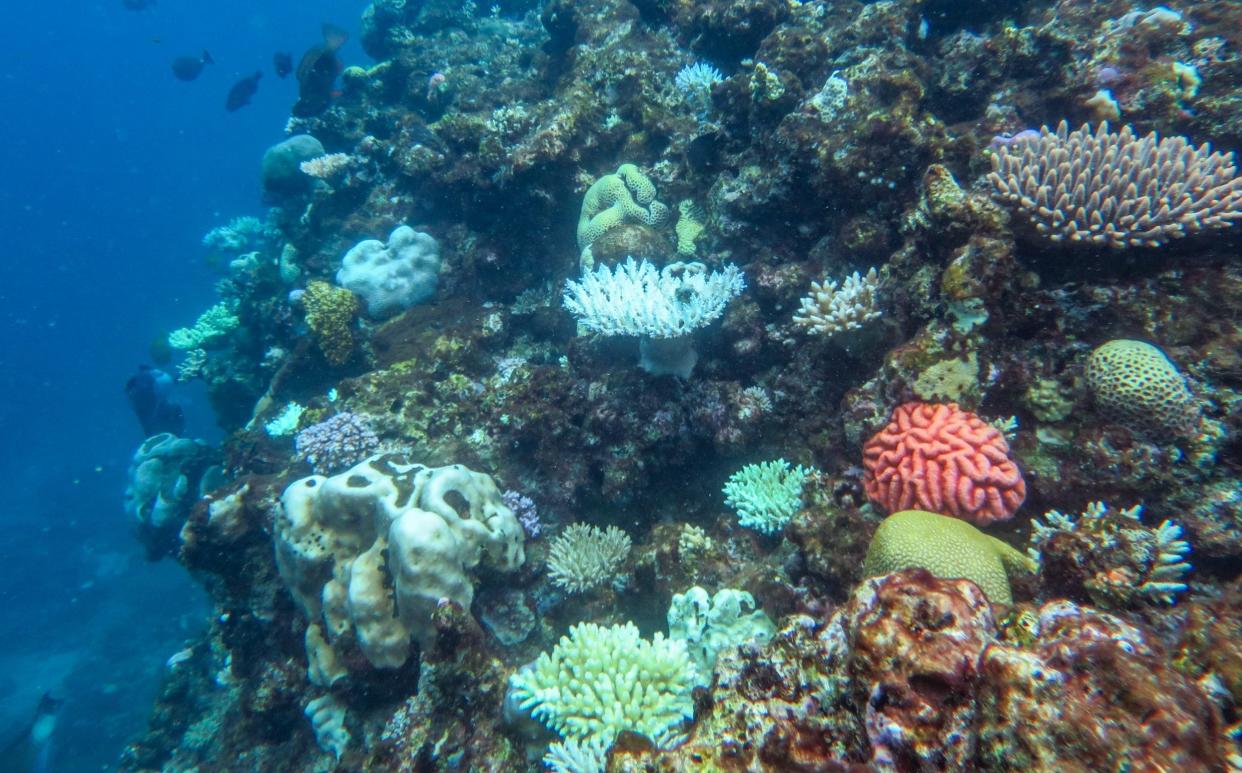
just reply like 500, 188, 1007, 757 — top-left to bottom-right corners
303, 280, 359, 366
863, 510, 1035, 604
577, 163, 670, 258
1086, 339, 1201, 437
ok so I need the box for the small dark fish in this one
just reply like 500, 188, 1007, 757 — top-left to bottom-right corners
225, 70, 262, 112
292, 22, 348, 117
122, 0, 155, 10
273, 51, 293, 79
171, 50, 213, 82
126, 365, 185, 437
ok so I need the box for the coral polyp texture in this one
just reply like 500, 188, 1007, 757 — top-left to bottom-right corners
275, 454, 524, 683
576, 164, 670, 257
988, 121, 1242, 248
863, 510, 1035, 605
293, 411, 379, 473
792, 267, 882, 337
1086, 339, 1201, 437
301, 280, 359, 366
862, 402, 1027, 525
507, 621, 696, 749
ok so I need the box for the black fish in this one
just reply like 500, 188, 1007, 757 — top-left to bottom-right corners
273, 51, 293, 79
125, 365, 185, 437
171, 50, 213, 81
292, 22, 347, 117
225, 71, 262, 112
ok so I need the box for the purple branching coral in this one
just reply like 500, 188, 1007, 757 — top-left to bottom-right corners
294, 412, 379, 473
502, 489, 541, 540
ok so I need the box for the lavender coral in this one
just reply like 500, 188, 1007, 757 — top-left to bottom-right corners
294, 412, 379, 473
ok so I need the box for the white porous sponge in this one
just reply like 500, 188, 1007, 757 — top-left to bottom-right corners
336, 225, 441, 318
276, 453, 525, 682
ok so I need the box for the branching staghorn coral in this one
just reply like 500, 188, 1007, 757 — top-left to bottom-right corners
988, 121, 1242, 248
722, 459, 814, 535
792, 268, 881, 337
546, 523, 632, 593
1028, 502, 1191, 606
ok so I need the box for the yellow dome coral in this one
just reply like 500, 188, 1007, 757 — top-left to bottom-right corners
1086, 339, 1201, 437
303, 280, 359, 366
863, 510, 1035, 604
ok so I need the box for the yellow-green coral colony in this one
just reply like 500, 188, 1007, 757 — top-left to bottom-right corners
863, 510, 1036, 605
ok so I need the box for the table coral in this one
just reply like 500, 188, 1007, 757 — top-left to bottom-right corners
863, 402, 1027, 525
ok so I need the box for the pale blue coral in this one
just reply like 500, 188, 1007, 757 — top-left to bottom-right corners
723, 459, 814, 534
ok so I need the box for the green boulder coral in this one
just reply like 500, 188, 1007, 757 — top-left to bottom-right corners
863, 510, 1035, 604
577, 163, 670, 262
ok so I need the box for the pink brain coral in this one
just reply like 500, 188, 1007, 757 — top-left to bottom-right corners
863, 402, 1026, 525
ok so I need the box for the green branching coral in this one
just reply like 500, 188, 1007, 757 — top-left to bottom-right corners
168, 302, 239, 350
577, 163, 670, 257
722, 459, 814, 534
863, 510, 1036, 605
508, 621, 696, 749
303, 280, 359, 366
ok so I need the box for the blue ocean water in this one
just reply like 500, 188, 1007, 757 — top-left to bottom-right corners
0, 2, 360, 768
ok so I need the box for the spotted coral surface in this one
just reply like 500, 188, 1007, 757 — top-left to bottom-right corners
1086, 339, 1201, 437
863, 402, 1027, 525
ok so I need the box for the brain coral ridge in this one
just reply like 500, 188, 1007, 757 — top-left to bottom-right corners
863, 402, 1026, 525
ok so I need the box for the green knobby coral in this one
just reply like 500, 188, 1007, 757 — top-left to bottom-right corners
675, 200, 705, 256
863, 510, 1036, 605
723, 459, 814, 535
577, 164, 670, 255
508, 621, 696, 748
667, 586, 774, 685
168, 302, 240, 350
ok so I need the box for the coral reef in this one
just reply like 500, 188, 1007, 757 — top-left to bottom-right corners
119, 0, 1242, 768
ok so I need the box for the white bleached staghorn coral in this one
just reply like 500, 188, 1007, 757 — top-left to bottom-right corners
792, 267, 881, 336
988, 121, 1242, 248
564, 258, 744, 338
563, 257, 745, 377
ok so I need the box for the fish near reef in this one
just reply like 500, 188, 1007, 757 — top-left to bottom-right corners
292, 22, 347, 117
171, 50, 213, 81
225, 71, 262, 112
273, 51, 293, 78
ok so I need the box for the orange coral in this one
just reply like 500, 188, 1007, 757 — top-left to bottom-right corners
862, 402, 1025, 526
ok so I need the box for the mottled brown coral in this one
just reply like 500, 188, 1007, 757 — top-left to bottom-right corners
303, 280, 359, 366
